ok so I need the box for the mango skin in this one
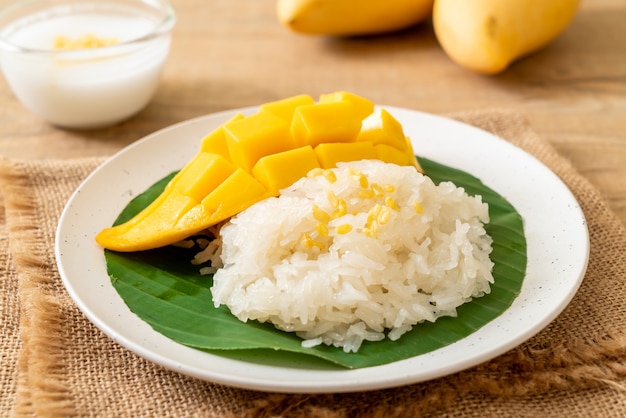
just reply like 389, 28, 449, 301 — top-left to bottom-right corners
278, 0, 434, 36
433, 0, 580, 74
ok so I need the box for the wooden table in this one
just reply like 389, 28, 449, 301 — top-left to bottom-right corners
1, 0, 624, 225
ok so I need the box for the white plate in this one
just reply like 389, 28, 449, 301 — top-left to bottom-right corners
55, 106, 589, 393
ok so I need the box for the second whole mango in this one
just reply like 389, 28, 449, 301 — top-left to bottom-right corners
433, 0, 580, 74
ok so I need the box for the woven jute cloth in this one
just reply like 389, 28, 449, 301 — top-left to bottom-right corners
1, 110, 625, 417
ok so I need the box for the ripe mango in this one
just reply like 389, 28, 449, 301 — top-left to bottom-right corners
314, 141, 377, 169
291, 101, 363, 148
223, 111, 295, 172
96, 153, 241, 251
277, 0, 434, 36
319, 91, 375, 119
260, 94, 315, 121
252, 146, 321, 195
199, 113, 244, 158
433, 0, 580, 74
96, 92, 422, 252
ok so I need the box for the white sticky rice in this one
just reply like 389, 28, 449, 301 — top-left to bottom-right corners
210, 160, 494, 353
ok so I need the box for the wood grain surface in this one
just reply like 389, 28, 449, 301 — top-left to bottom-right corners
0, 0, 624, 225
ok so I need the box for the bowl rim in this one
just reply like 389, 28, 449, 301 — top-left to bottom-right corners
0, 0, 176, 54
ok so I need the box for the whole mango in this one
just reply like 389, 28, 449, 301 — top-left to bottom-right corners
433, 0, 580, 74
277, 0, 434, 36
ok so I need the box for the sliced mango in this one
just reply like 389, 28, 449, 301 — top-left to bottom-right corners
252, 146, 320, 194
291, 101, 362, 147
177, 152, 235, 201
319, 91, 375, 120
96, 191, 203, 252
200, 113, 244, 159
357, 109, 407, 151
375, 144, 414, 167
97, 91, 424, 252
260, 94, 315, 121
314, 141, 377, 168
96, 153, 236, 252
224, 111, 295, 172
185, 169, 271, 227
108, 151, 232, 236
404, 135, 423, 172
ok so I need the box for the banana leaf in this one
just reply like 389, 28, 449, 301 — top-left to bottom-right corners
105, 157, 526, 369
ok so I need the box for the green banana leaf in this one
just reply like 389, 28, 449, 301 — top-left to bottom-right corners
105, 157, 526, 369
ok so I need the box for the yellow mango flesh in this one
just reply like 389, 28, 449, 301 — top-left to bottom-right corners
260, 94, 315, 121
318, 91, 375, 120
108, 151, 233, 236
200, 113, 244, 158
291, 101, 363, 148
314, 142, 377, 168
96, 91, 423, 252
357, 109, 407, 151
96, 153, 236, 251
252, 146, 321, 195
404, 135, 423, 172
177, 152, 235, 201
96, 192, 200, 251
191, 169, 271, 226
375, 144, 414, 167
224, 111, 295, 172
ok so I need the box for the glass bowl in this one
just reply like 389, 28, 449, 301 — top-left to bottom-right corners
0, 0, 175, 129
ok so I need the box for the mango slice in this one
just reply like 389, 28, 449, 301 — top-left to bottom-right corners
96, 91, 423, 252
224, 111, 296, 172
404, 136, 423, 172
314, 142, 377, 169
200, 113, 244, 158
291, 101, 362, 147
260, 94, 315, 121
375, 144, 414, 167
96, 192, 199, 251
178, 152, 235, 201
319, 91, 375, 120
252, 146, 321, 195
96, 153, 236, 252
188, 169, 271, 227
357, 109, 407, 150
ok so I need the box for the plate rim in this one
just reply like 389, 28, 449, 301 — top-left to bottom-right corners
55, 106, 589, 393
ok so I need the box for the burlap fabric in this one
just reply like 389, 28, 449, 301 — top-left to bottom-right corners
1, 110, 625, 417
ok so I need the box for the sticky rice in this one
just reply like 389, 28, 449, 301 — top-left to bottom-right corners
211, 160, 494, 353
